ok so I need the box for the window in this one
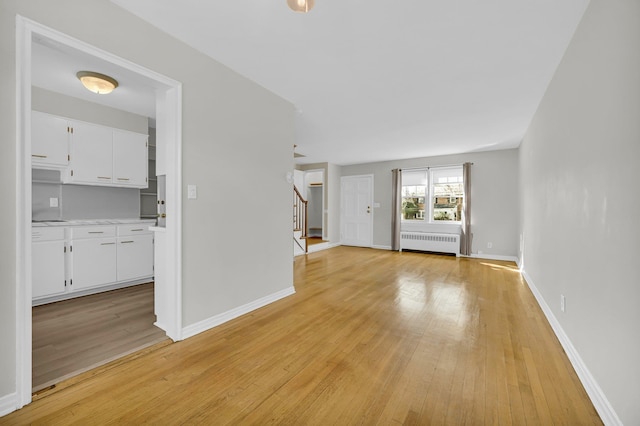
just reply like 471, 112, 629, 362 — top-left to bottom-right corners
401, 166, 464, 223
401, 171, 427, 220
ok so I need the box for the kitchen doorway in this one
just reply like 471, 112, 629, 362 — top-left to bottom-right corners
15, 17, 183, 408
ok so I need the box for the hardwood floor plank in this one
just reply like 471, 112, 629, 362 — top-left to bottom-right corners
3, 247, 602, 425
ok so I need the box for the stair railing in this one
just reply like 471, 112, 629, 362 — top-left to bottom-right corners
293, 185, 308, 253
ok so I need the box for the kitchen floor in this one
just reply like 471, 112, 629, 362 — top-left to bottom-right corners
32, 282, 168, 392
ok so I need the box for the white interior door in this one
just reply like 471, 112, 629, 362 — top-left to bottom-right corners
341, 175, 373, 247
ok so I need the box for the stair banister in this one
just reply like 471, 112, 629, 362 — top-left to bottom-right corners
293, 185, 308, 253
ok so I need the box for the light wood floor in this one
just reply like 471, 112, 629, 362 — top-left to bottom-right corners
32, 283, 168, 392
5, 247, 601, 425
306, 236, 325, 246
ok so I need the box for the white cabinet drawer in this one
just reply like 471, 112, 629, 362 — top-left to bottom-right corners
32, 227, 65, 241
117, 224, 152, 236
72, 226, 116, 239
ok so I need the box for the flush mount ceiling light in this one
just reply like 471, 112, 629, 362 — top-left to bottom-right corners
287, 0, 314, 13
76, 71, 118, 94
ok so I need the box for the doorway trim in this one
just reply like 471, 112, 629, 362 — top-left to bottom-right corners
15, 16, 183, 408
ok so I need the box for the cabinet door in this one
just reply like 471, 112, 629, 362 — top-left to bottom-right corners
31, 111, 69, 167
71, 238, 117, 290
68, 121, 113, 185
117, 234, 154, 281
113, 130, 148, 188
32, 240, 66, 299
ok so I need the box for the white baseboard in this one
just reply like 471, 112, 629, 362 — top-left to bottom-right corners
32, 278, 152, 306
295, 242, 341, 256
181, 286, 296, 340
0, 392, 17, 417
521, 270, 622, 426
308, 242, 341, 253
372, 245, 392, 250
469, 253, 519, 263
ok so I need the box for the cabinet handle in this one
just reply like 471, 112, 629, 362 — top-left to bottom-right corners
117, 177, 130, 181
89, 231, 104, 234
97, 176, 111, 180
100, 242, 115, 245
130, 228, 144, 232
32, 154, 47, 158
120, 240, 134, 244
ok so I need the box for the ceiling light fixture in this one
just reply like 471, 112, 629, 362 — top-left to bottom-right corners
76, 71, 118, 94
287, 0, 314, 13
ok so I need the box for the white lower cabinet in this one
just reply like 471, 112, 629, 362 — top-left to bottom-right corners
32, 222, 154, 304
71, 236, 117, 291
32, 228, 66, 299
117, 234, 154, 281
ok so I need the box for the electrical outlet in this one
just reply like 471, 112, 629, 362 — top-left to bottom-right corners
49, 197, 59, 208
187, 184, 197, 200
487, 242, 493, 249
560, 294, 566, 313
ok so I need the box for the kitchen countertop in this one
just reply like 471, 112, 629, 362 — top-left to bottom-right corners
32, 219, 157, 227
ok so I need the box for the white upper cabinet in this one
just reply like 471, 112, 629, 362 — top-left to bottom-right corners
31, 111, 70, 168
113, 129, 148, 187
68, 120, 113, 185
50, 114, 149, 189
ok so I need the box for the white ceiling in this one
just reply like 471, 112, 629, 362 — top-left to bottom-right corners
38, 0, 590, 166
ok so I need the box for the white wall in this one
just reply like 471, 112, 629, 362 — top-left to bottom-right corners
341, 149, 519, 257
327, 163, 341, 244
519, 0, 639, 424
32, 86, 148, 133
0, 0, 294, 402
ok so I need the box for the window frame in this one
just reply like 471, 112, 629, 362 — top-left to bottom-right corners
401, 166, 464, 225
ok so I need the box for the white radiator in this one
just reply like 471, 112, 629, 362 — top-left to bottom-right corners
400, 232, 460, 255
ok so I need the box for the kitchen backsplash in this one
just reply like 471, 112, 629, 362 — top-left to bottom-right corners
32, 169, 140, 221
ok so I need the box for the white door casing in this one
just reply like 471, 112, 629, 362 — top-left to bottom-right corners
340, 175, 374, 247
15, 16, 183, 410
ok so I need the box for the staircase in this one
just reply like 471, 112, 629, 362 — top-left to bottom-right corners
293, 185, 308, 255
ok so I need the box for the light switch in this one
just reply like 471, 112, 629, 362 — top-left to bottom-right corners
373, 202, 381, 208
49, 197, 59, 208
187, 184, 197, 200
